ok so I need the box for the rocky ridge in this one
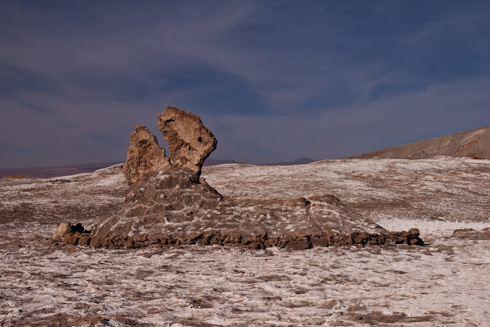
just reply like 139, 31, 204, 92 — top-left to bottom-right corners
352, 126, 490, 159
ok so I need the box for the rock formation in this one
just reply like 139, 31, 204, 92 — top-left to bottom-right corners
122, 106, 216, 185
351, 126, 490, 159
158, 106, 217, 176
52, 106, 425, 250
51, 165, 424, 249
122, 125, 170, 185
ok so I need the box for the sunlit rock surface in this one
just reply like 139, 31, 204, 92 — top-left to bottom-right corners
158, 106, 217, 177
122, 125, 170, 185
122, 106, 217, 186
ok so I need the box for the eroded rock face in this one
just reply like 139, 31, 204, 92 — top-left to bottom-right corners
89, 168, 223, 242
158, 106, 217, 177
122, 125, 170, 185
122, 107, 216, 185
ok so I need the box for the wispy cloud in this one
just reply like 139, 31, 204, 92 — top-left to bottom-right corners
1, 1, 490, 168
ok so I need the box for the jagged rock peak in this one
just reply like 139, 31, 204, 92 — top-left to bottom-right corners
122, 125, 170, 186
158, 106, 217, 177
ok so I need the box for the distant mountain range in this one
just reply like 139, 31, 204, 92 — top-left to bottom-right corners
0, 158, 316, 179
202, 159, 239, 166
259, 157, 316, 166
0, 162, 122, 179
351, 126, 490, 160
204, 157, 315, 166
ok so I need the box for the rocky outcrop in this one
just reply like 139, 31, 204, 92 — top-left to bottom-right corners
89, 168, 223, 243
51, 166, 425, 250
122, 107, 216, 186
158, 107, 217, 177
52, 106, 425, 250
122, 126, 170, 185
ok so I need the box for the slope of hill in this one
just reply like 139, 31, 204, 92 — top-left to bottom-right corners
352, 126, 490, 159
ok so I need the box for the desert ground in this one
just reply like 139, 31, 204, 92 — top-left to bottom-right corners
1, 158, 489, 326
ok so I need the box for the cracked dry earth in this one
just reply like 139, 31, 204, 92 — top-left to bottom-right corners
1, 158, 490, 326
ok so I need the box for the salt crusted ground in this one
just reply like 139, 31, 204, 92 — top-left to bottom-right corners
0, 158, 489, 326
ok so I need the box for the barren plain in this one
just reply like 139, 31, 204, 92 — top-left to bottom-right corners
1, 158, 489, 326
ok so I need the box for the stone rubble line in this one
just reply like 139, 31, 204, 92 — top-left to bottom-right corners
51, 223, 424, 250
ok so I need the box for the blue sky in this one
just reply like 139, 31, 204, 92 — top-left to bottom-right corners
1, 0, 490, 168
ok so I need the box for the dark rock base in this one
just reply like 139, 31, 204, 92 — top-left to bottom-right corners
51, 225, 424, 250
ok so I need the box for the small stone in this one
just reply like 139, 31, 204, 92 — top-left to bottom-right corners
51, 222, 71, 241
311, 236, 330, 247
408, 228, 420, 237
90, 238, 104, 249
78, 235, 91, 247
286, 235, 312, 250
247, 242, 261, 250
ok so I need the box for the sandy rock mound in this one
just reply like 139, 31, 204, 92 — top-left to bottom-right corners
89, 168, 223, 245
92, 168, 382, 238
52, 168, 423, 249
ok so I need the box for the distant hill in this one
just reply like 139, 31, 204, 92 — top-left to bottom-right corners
0, 157, 317, 179
204, 157, 316, 166
203, 159, 239, 166
262, 157, 316, 166
0, 162, 122, 179
351, 126, 490, 159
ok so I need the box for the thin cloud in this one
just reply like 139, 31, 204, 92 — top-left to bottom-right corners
1, 1, 490, 168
